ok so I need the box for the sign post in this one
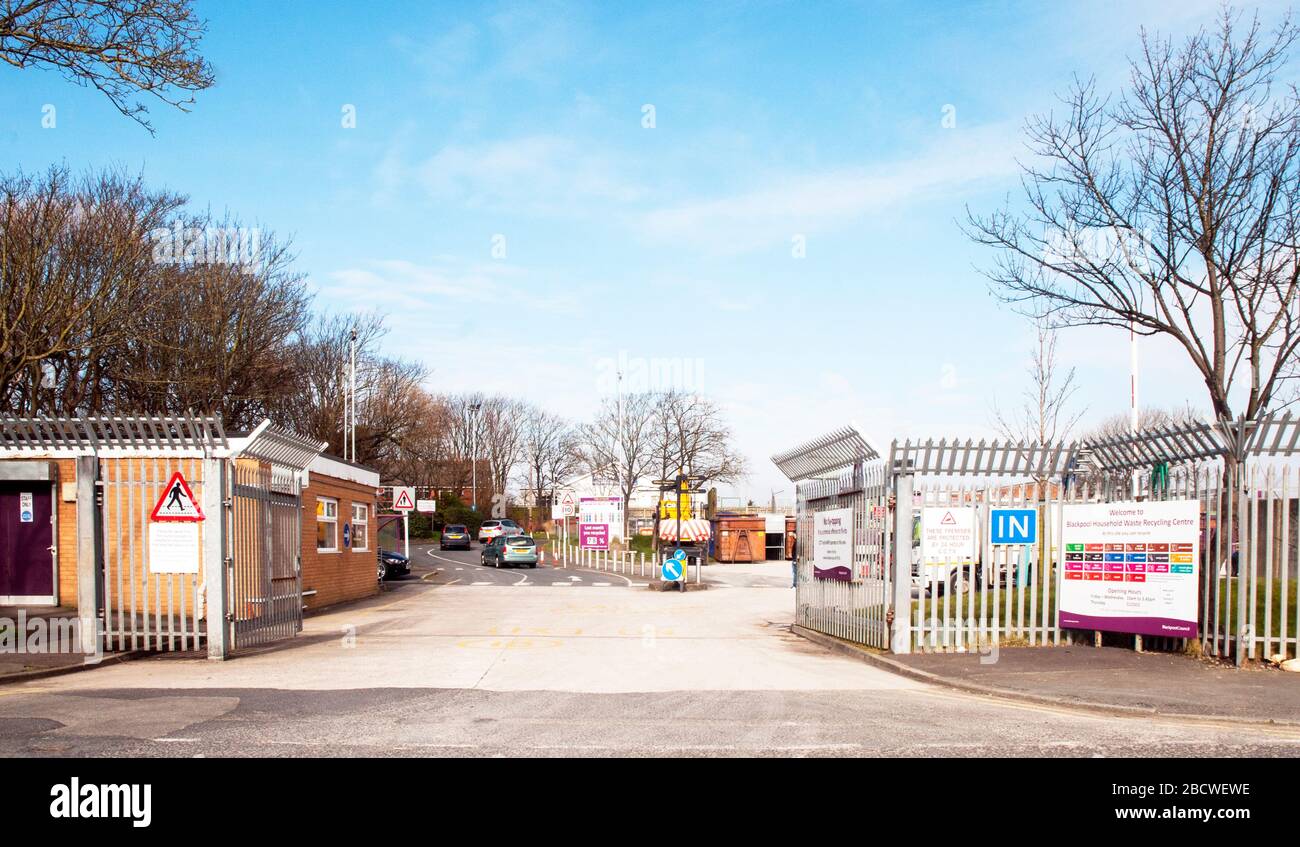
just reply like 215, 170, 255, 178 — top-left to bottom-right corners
661, 548, 687, 589
391, 487, 415, 558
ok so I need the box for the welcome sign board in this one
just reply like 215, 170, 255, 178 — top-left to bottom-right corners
1059, 500, 1200, 638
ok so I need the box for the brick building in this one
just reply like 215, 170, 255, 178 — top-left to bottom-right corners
300, 454, 381, 611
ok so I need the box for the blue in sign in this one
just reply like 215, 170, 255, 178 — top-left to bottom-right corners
661, 557, 683, 581
990, 509, 1037, 545
343, 524, 351, 548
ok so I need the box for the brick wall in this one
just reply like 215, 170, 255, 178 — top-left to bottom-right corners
54, 458, 78, 606
300, 471, 379, 610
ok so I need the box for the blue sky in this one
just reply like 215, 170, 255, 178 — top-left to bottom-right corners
2, 0, 1288, 501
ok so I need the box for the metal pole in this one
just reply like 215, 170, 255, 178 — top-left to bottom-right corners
403, 512, 410, 560
75, 455, 102, 661
470, 403, 480, 511
890, 469, 914, 654
350, 326, 357, 464
204, 457, 229, 660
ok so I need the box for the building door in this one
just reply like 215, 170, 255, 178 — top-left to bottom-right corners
0, 483, 56, 604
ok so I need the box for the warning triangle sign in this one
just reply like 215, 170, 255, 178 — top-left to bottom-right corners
150, 471, 205, 522
940, 511, 956, 525
392, 488, 416, 511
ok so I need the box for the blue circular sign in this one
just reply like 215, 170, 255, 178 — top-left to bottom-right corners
343, 524, 351, 547
661, 557, 683, 581
673, 548, 686, 561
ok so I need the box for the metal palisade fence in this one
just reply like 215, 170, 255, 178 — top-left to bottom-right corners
795, 461, 891, 648
777, 414, 1300, 664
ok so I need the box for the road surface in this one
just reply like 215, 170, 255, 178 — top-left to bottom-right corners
0, 545, 1296, 757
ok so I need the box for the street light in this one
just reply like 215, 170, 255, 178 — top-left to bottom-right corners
469, 402, 482, 511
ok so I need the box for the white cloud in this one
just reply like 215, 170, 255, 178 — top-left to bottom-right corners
409, 135, 647, 214
635, 121, 1024, 254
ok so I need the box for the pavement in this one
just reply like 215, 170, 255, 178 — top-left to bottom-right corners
0, 606, 130, 682
824, 638, 1300, 725
0, 548, 1296, 756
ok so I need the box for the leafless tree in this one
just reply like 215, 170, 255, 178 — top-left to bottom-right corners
518, 406, 580, 511
479, 395, 527, 505
649, 391, 747, 486
1080, 406, 1202, 442
442, 393, 487, 505
576, 392, 658, 537
1, 0, 215, 132
0, 166, 182, 414
98, 215, 308, 426
271, 313, 383, 448
967, 10, 1300, 447
991, 317, 1086, 447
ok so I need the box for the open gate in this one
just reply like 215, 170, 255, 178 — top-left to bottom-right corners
228, 460, 303, 650
221, 422, 327, 654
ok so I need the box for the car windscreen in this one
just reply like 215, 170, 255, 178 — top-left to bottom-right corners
505, 537, 535, 547
446, 525, 466, 532
482, 521, 500, 527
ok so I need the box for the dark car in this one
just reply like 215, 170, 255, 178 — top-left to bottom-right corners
440, 524, 472, 550
481, 535, 538, 568
378, 549, 410, 580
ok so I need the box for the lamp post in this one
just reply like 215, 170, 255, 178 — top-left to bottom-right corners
470, 402, 482, 510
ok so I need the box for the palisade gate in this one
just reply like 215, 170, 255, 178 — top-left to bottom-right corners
774, 415, 1300, 665
0, 416, 326, 659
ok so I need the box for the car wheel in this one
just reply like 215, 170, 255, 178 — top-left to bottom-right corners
377, 560, 388, 581
949, 569, 972, 595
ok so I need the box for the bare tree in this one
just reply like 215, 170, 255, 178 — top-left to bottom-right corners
272, 313, 383, 448
991, 318, 1086, 447
648, 391, 747, 486
518, 406, 580, 511
0, 166, 183, 414
1, 0, 215, 132
479, 396, 527, 506
98, 215, 308, 426
576, 392, 657, 537
442, 393, 487, 506
967, 10, 1300, 444
1081, 406, 1201, 442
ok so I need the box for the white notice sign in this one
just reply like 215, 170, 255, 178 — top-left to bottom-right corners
813, 507, 854, 582
149, 523, 201, 574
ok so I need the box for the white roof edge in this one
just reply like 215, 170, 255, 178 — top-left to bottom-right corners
308, 453, 380, 488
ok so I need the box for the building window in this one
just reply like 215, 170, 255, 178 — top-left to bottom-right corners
352, 503, 369, 552
317, 497, 338, 552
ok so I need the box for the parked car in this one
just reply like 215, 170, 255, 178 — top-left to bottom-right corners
378, 549, 410, 580
481, 535, 538, 568
478, 520, 504, 543
441, 524, 472, 550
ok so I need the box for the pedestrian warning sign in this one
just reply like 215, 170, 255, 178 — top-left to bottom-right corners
392, 487, 416, 512
150, 471, 205, 522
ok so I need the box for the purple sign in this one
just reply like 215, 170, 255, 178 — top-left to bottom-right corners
580, 523, 610, 550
